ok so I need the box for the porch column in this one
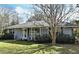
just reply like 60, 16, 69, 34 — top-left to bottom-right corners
31, 28, 32, 40
22, 28, 25, 40
40, 28, 41, 36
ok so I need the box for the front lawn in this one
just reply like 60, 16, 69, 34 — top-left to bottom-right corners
0, 40, 79, 54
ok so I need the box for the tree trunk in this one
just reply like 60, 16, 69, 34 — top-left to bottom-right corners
50, 27, 57, 45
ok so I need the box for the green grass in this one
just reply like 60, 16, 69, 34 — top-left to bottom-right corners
0, 40, 79, 54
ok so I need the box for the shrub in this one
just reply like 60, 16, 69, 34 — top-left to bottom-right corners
56, 33, 75, 44
35, 33, 75, 44
0, 33, 14, 39
35, 34, 51, 43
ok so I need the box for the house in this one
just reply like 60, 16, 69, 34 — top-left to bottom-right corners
5, 21, 50, 41
5, 20, 78, 42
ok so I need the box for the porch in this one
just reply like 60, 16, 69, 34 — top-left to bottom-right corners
13, 27, 49, 41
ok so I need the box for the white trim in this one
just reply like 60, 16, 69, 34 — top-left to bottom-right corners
31, 28, 32, 40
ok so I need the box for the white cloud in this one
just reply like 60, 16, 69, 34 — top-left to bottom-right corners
15, 6, 33, 15
15, 7, 24, 14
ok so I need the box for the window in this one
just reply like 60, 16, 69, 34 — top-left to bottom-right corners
41, 28, 47, 35
35, 28, 40, 33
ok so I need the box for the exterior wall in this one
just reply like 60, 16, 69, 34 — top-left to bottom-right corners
12, 27, 73, 40
63, 28, 73, 36
41, 27, 49, 35
14, 29, 23, 40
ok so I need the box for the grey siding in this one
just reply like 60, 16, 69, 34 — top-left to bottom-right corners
41, 27, 49, 35
63, 28, 73, 36
14, 29, 23, 39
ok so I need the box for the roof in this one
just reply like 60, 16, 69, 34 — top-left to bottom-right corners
57, 26, 79, 28
5, 20, 79, 29
5, 21, 49, 29
59, 22, 79, 28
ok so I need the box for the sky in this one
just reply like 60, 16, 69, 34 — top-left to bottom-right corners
0, 4, 34, 23
0, 4, 33, 9
0, 4, 79, 23
0, 4, 32, 9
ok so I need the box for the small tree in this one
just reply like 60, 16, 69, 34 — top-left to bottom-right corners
0, 8, 19, 35
33, 4, 75, 45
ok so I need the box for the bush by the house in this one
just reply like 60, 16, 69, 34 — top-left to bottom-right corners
34, 33, 75, 44
56, 33, 75, 44
0, 33, 14, 39
35, 34, 52, 43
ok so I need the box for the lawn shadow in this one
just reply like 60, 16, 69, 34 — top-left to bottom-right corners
28, 44, 79, 54
0, 40, 79, 54
54, 44, 79, 54
24, 44, 52, 54
0, 40, 36, 45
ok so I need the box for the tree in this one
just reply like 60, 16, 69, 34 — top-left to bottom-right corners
0, 8, 12, 34
28, 14, 44, 21
10, 13, 19, 25
0, 8, 19, 27
0, 8, 19, 35
33, 4, 76, 45
75, 20, 79, 25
